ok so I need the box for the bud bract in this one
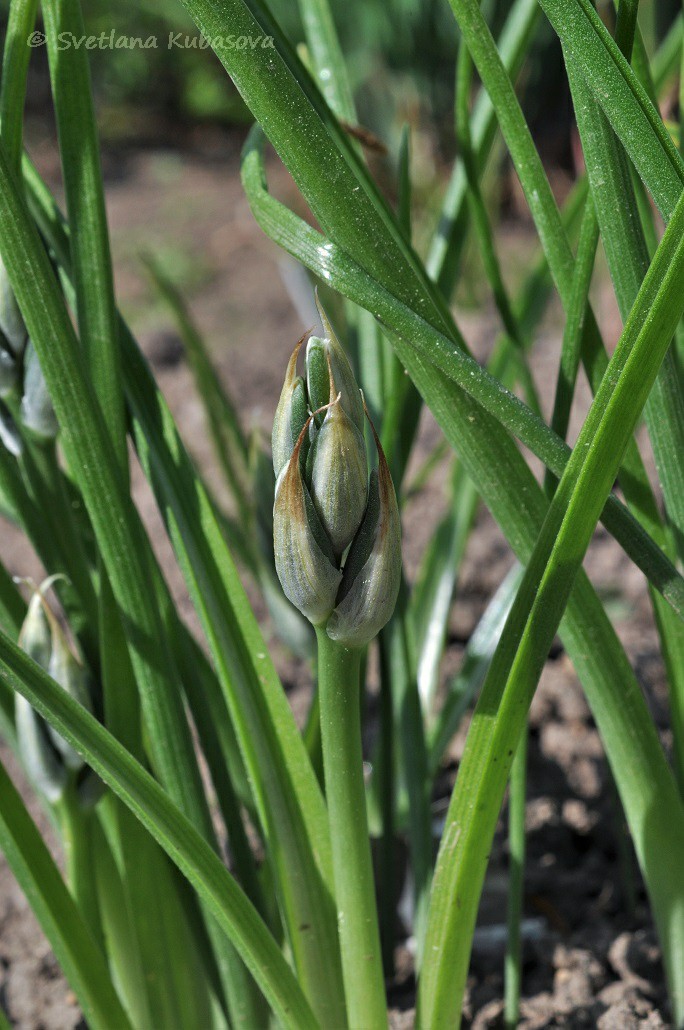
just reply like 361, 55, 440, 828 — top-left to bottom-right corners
16, 587, 66, 803
272, 333, 310, 478
0, 256, 27, 360
273, 422, 343, 624
20, 342, 59, 439
16, 579, 96, 802
0, 256, 27, 399
327, 443, 402, 648
272, 295, 401, 643
310, 400, 367, 561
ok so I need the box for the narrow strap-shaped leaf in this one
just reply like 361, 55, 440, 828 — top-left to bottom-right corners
426, 0, 540, 292
22, 160, 343, 1019
0, 634, 318, 1030
239, 134, 684, 620
41, 0, 127, 471
0, 140, 218, 860
566, 59, 684, 796
539, 0, 684, 221
0, 757, 132, 1029
419, 175, 684, 1030
0, 0, 38, 175
145, 257, 251, 521
238, 138, 684, 1027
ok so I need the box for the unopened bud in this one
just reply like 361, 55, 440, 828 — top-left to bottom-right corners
16, 585, 66, 803
16, 579, 95, 798
20, 342, 58, 439
0, 400, 22, 456
310, 372, 367, 561
274, 419, 343, 624
327, 418, 401, 647
46, 618, 93, 771
273, 297, 401, 643
0, 257, 27, 360
272, 332, 310, 478
307, 294, 364, 431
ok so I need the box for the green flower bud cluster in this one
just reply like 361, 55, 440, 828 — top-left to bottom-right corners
15, 578, 100, 807
272, 299, 401, 648
0, 257, 58, 453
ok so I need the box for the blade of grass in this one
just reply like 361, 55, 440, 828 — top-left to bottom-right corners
426, 0, 541, 293
428, 564, 523, 778
0, 632, 318, 1030
411, 462, 478, 715
419, 178, 684, 1029
504, 730, 527, 1029
0, 140, 259, 1015
566, 58, 684, 794
144, 256, 251, 522
0, 756, 132, 1029
20, 167, 341, 1017
0, 0, 38, 176
538, 0, 684, 221
240, 133, 684, 620
239, 139, 684, 1026
41, 0, 126, 470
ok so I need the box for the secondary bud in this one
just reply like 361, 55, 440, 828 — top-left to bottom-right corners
272, 333, 310, 478
16, 586, 66, 803
327, 420, 401, 647
310, 390, 367, 562
46, 617, 93, 771
16, 579, 95, 800
20, 342, 59, 439
273, 421, 343, 624
0, 257, 27, 399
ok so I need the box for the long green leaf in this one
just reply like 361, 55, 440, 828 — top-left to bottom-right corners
0, 138, 224, 922
0, 633, 318, 1030
0, 757, 132, 1029
539, 0, 684, 221
420, 172, 684, 1030
240, 133, 684, 619
21, 158, 345, 1025
566, 56, 684, 796
238, 131, 684, 1028
41, 0, 126, 470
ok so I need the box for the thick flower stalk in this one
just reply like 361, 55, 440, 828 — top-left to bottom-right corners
272, 299, 401, 644
272, 299, 401, 1029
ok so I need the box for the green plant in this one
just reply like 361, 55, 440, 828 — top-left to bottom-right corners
0, 0, 684, 1026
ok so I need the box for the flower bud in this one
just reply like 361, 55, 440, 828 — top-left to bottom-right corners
20, 342, 59, 439
307, 294, 364, 432
16, 587, 66, 803
272, 298, 401, 643
327, 420, 401, 648
0, 257, 27, 360
273, 420, 343, 624
16, 579, 95, 800
0, 400, 22, 456
272, 333, 310, 478
0, 256, 27, 399
45, 618, 93, 771
0, 342, 18, 398
310, 375, 367, 561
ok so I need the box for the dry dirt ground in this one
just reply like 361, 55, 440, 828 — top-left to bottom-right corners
0, 130, 676, 1027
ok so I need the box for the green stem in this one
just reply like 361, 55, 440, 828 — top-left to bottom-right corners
316, 628, 386, 1028
57, 788, 103, 952
377, 634, 396, 977
504, 726, 527, 1029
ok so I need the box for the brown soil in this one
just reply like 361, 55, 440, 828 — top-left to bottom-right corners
0, 133, 675, 1027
